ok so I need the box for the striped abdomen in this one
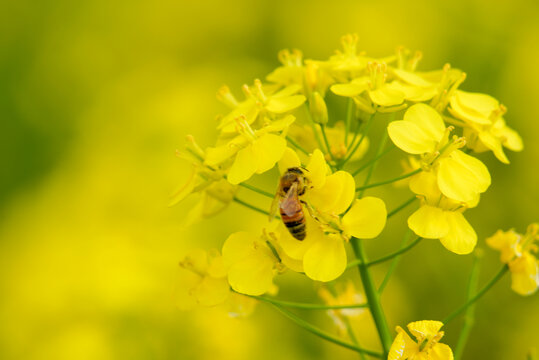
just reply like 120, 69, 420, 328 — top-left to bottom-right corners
280, 200, 306, 240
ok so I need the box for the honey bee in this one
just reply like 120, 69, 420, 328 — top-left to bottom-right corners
270, 167, 309, 240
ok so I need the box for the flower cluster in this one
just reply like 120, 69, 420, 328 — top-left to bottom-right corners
171, 35, 533, 359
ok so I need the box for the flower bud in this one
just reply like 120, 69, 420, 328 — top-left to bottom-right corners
309, 92, 328, 125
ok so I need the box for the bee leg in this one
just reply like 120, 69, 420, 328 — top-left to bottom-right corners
301, 200, 322, 223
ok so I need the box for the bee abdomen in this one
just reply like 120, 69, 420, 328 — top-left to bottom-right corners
281, 210, 306, 240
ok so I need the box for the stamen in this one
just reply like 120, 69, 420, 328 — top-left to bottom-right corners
216, 85, 238, 108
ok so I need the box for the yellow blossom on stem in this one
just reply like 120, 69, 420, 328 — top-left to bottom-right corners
274, 149, 387, 282
487, 224, 539, 295
388, 103, 490, 203
319, 281, 366, 333
388, 320, 453, 360
407, 171, 478, 255
448, 90, 523, 163
174, 249, 230, 310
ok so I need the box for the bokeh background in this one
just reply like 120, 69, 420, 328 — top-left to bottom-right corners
1, 0, 538, 359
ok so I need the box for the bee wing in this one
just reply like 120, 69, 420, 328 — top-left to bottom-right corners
280, 182, 301, 217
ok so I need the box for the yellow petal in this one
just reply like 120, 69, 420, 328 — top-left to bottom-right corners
310, 171, 355, 215
173, 270, 201, 310
388, 120, 437, 154
393, 68, 433, 87
303, 234, 346, 282
306, 148, 328, 189
169, 166, 198, 207
194, 276, 230, 306
430, 343, 454, 360
408, 205, 449, 239
388, 326, 419, 360
509, 254, 539, 296
277, 216, 323, 260
437, 150, 490, 203
368, 87, 404, 107
407, 320, 444, 341
342, 197, 387, 239
331, 82, 368, 97
228, 256, 275, 295
222, 232, 257, 267
265, 95, 306, 113
252, 134, 287, 174
440, 212, 477, 255
403, 103, 446, 142
278, 147, 302, 174
261, 114, 296, 133
227, 145, 257, 184
499, 124, 523, 152
478, 131, 509, 164
449, 90, 497, 125
409, 170, 440, 198
181, 248, 208, 274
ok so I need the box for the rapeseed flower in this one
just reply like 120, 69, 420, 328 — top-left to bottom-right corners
388, 320, 453, 360
388, 103, 490, 203
318, 281, 366, 333
274, 149, 387, 281
487, 224, 539, 295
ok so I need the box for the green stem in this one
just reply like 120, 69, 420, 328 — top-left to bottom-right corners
238, 182, 274, 198
347, 237, 422, 268
387, 196, 417, 219
345, 98, 354, 147
358, 129, 388, 198
442, 265, 508, 324
454, 253, 482, 360
286, 135, 309, 155
304, 104, 326, 153
271, 303, 383, 358
321, 124, 338, 163
233, 197, 269, 216
340, 113, 375, 167
378, 230, 412, 293
356, 168, 422, 192
343, 317, 367, 360
351, 145, 394, 176
249, 294, 368, 310
351, 238, 393, 356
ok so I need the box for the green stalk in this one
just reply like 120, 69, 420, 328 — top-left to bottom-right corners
454, 253, 482, 360
351, 145, 394, 176
238, 182, 274, 198
232, 197, 269, 216
343, 317, 367, 360
378, 230, 412, 293
387, 196, 417, 219
249, 294, 368, 310
286, 135, 309, 155
351, 238, 393, 356
304, 104, 326, 153
443, 265, 508, 324
321, 124, 338, 163
340, 113, 375, 167
345, 98, 354, 147
356, 168, 422, 192
358, 130, 388, 198
347, 237, 422, 268
271, 303, 383, 358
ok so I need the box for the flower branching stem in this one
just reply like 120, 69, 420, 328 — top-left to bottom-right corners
343, 317, 368, 360
351, 145, 394, 176
339, 113, 376, 168
286, 135, 309, 155
378, 230, 412, 293
304, 104, 326, 154
355, 168, 422, 192
347, 237, 423, 268
443, 265, 508, 324
232, 197, 269, 216
271, 303, 383, 358
345, 98, 354, 147
238, 182, 274, 198
321, 124, 338, 164
249, 294, 368, 310
387, 196, 417, 219
351, 238, 393, 357
358, 126, 389, 198
454, 252, 482, 360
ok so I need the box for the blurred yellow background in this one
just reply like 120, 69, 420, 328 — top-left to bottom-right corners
1, 0, 538, 359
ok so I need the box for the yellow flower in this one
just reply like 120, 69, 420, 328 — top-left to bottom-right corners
174, 249, 230, 310
318, 281, 366, 333
331, 61, 405, 111
388, 103, 490, 203
449, 90, 523, 163
487, 224, 539, 296
217, 80, 306, 134
389, 320, 453, 360
169, 136, 236, 224
221, 231, 281, 296
407, 171, 477, 255
274, 149, 387, 282
205, 115, 295, 184
266, 49, 305, 88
